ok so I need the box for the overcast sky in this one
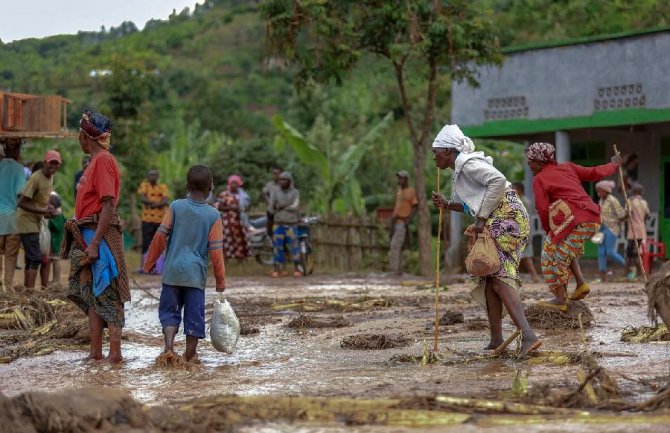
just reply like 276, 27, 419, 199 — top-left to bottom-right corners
0, 0, 205, 43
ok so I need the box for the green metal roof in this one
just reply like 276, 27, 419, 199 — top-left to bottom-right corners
502, 26, 670, 54
461, 108, 670, 138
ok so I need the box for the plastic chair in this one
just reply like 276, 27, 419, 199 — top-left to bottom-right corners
640, 239, 666, 274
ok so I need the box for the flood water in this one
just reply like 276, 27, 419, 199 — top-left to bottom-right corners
1, 275, 669, 431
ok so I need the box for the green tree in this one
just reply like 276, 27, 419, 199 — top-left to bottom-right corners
272, 111, 393, 215
262, 0, 502, 275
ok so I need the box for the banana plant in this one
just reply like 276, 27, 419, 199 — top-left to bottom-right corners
272, 111, 393, 215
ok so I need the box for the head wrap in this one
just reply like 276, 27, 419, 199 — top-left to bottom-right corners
526, 142, 556, 164
228, 174, 243, 187
80, 110, 112, 150
432, 124, 475, 154
595, 180, 616, 194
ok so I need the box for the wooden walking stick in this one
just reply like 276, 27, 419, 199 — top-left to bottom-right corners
613, 145, 647, 283
434, 169, 443, 352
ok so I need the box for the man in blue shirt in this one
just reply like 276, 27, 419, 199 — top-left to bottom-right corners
0, 140, 27, 290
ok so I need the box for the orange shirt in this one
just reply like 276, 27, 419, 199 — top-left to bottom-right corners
137, 181, 170, 223
393, 187, 418, 220
75, 151, 121, 219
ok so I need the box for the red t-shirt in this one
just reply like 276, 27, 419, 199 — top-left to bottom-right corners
75, 151, 121, 219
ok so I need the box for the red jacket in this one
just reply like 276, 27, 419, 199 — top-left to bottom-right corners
533, 162, 618, 244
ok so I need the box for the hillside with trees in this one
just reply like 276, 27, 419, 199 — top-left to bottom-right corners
2, 0, 669, 273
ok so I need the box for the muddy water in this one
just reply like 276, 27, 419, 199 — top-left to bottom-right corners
1, 275, 669, 431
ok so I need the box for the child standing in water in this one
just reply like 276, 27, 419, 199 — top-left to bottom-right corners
144, 165, 225, 363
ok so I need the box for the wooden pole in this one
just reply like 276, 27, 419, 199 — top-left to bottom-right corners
613, 145, 647, 283
434, 169, 442, 352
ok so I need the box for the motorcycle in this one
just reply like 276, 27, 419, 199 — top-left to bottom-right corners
248, 215, 318, 275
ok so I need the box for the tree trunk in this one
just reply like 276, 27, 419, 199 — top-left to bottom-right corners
413, 144, 433, 276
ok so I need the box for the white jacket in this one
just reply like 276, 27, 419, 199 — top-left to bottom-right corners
450, 152, 508, 219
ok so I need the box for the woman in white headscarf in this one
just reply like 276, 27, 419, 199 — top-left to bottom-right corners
431, 124, 541, 357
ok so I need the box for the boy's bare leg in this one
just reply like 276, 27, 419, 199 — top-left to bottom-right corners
106, 324, 123, 364
184, 336, 198, 362
86, 309, 104, 361
163, 326, 178, 353
483, 278, 504, 350
39, 262, 50, 289
24, 268, 38, 289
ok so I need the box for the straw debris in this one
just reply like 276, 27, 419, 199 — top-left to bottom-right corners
525, 300, 594, 329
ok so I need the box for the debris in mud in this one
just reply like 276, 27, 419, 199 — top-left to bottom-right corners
645, 260, 670, 328
0, 286, 89, 363
465, 318, 488, 330
389, 351, 440, 365
340, 333, 410, 350
240, 322, 260, 335
439, 310, 464, 326
0, 389, 148, 433
155, 350, 192, 369
272, 297, 392, 312
286, 314, 350, 329
525, 300, 594, 329
620, 324, 669, 343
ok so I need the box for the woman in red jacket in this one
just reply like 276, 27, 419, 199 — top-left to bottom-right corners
526, 143, 622, 311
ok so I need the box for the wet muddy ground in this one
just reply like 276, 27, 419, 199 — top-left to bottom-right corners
1, 273, 669, 432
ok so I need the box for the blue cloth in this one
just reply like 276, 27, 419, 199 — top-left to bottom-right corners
462, 201, 471, 216
273, 224, 300, 264
0, 159, 27, 235
162, 198, 221, 290
158, 283, 206, 338
81, 227, 119, 297
598, 226, 626, 272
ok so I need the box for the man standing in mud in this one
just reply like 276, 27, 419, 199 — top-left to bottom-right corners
268, 172, 302, 277
0, 140, 27, 290
263, 166, 283, 237
389, 170, 418, 275
137, 169, 170, 273
16, 150, 61, 289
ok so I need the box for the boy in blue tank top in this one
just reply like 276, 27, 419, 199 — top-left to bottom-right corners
144, 165, 225, 363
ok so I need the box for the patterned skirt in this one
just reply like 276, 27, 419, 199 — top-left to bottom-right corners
68, 249, 125, 327
540, 222, 600, 295
470, 188, 530, 308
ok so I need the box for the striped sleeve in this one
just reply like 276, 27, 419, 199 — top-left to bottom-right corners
143, 206, 172, 273
208, 218, 226, 289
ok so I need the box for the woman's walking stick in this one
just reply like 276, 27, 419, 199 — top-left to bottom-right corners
613, 145, 647, 284
434, 169, 443, 352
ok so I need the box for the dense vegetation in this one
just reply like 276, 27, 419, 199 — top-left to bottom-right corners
4, 0, 669, 259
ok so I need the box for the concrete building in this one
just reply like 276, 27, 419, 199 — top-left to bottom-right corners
449, 28, 670, 263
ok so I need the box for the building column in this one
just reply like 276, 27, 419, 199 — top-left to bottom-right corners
523, 141, 534, 208
555, 131, 570, 163
446, 211, 462, 270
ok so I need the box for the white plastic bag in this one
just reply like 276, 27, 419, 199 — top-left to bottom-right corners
210, 295, 240, 353
39, 218, 51, 256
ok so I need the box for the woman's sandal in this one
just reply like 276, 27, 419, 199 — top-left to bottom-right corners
536, 299, 569, 312
570, 283, 590, 301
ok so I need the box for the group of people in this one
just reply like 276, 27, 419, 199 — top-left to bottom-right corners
1, 109, 652, 363
427, 124, 644, 356
134, 165, 305, 279
0, 142, 66, 291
